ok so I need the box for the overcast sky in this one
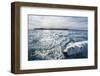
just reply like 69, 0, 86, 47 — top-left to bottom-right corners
28, 15, 88, 30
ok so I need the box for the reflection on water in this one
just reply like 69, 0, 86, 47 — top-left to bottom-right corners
28, 29, 88, 61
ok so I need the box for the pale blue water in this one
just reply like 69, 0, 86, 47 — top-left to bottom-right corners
28, 29, 88, 61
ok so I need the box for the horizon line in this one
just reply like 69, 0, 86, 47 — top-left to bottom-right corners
29, 28, 88, 31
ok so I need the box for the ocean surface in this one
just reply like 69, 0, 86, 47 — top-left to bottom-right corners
28, 29, 88, 61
